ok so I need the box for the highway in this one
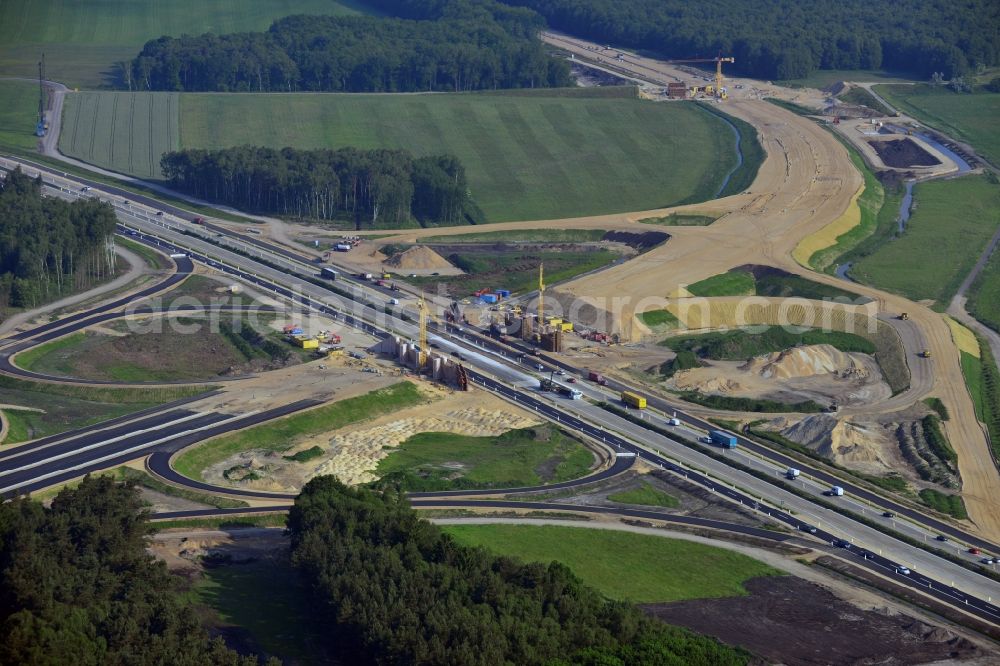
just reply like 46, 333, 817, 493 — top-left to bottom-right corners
3, 157, 1000, 624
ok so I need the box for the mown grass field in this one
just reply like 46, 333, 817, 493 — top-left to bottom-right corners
375, 426, 594, 491
61, 87, 748, 222
441, 524, 780, 603
173, 382, 425, 480
0, 0, 368, 88
607, 481, 680, 508
874, 85, 1000, 167
851, 174, 1000, 307
778, 69, 918, 89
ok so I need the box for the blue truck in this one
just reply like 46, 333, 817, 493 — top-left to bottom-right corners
709, 430, 738, 449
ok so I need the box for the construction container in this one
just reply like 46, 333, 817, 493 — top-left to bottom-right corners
282, 324, 298, 334
560, 322, 574, 332
481, 294, 499, 304
496, 289, 511, 298
546, 317, 563, 326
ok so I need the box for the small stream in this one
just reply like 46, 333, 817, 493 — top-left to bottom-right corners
714, 112, 744, 198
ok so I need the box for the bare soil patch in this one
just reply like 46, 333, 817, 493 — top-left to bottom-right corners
869, 138, 941, 168
643, 575, 987, 665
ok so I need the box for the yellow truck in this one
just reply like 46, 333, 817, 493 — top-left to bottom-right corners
621, 391, 647, 409
292, 337, 319, 349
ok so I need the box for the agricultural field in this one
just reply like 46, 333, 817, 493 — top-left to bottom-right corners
0, 0, 369, 88
442, 524, 779, 603
0, 80, 42, 153
0, 375, 207, 444
60, 92, 179, 179
874, 85, 1000, 167
60, 87, 751, 222
777, 69, 918, 89
850, 174, 1000, 307
374, 426, 594, 491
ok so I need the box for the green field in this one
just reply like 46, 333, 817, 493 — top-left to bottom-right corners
0, 80, 42, 153
173, 382, 425, 480
60, 88, 751, 222
422, 229, 607, 243
441, 524, 780, 603
638, 213, 718, 226
851, 174, 1000, 307
662, 326, 877, 358
686, 271, 756, 297
0, 0, 368, 88
874, 85, 1000, 167
374, 426, 594, 491
838, 87, 894, 116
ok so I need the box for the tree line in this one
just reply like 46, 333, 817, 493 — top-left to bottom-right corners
499, 0, 999, 80
0, 168, 117, 311
288, 477, 750, 665
0, 476, 275, 666
130, 0, 570, 93
161, 146, 472, 228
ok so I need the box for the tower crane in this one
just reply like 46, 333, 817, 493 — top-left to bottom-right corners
668, 54, 735, 99
417, 292, 429, 369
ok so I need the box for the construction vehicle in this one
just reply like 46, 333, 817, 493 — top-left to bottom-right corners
898, 312, 909, 320
668, 54, 734, 100
919, 349, 932, 358
621, 391, 646, 409
35, 56, 47, 137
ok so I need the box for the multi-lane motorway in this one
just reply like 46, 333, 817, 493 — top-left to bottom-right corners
2, 158, 1000, 626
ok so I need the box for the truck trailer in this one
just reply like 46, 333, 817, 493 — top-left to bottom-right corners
621, 391, 646, 409
786, 468, 801, 479
588, 371, 607, 386
709, 430, 738, 449
321, 267, 339, 280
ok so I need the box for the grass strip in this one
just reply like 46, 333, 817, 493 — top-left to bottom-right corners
119, 467, 248, 509
607, 481, 680, 508
917, 488, 968, 520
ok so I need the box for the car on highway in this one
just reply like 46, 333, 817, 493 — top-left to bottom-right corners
981, 557, 994, 564
897, 566, 911, 575
535, 363, 544, 371
936, 535, 948, 542
555, 369, 566, 375
833, 539, 852, 549
566, 377, 577, 383
155, 211, 164, 216
799, 525, 817, 534
80, 186, 90, 192
882, 511, 894, 518
450, 351, 463, 360
123, 200, 130, 205
968, 547, 980, 555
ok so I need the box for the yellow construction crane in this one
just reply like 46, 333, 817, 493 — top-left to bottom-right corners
537, 262, 545, 325
669, 54, 735, 99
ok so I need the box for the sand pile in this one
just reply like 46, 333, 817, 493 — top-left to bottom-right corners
780, 414, 897, 473
385, 245, 453, 270
742, 345, 871, 380
366, 247, 388, 262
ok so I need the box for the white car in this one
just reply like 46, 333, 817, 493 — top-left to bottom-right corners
897, 567, 911, 575
535, 363, 544, 371
667, 418, 681, 426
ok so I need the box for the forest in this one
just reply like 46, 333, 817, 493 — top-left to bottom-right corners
499, 0, 999, 80
130, 0, 570, 93
161, 147, 472, 227
0, 476, 273, 666
0, 168, 118, 311
288, 477, 750, 665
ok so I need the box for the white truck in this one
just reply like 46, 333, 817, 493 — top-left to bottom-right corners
786, 468, 800, 480
828, 486, 845, 497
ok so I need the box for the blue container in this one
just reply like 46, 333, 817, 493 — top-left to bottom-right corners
496, 289, 511, 298
481, 294, 498, 304
710, 430, 738, 449
290, 327, 304, 335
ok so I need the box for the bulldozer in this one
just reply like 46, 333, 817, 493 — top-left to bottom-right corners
918, 349, 932, 358
898, 312, 909, 320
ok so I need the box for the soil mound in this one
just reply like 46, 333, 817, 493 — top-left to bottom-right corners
825, 81, 849, 96
385, 245, 454, 270
781, 414, 895, 471
741, 344, 871, 380
366, 247, 388, 262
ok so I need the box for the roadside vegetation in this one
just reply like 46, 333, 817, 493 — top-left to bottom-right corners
116, 236, 173, 270
918, 488, 969, 520
851, 174, 1000, 308
63, 87, 748, 223
288, 478, 752, 664
607, 481, 680, 508
0, 81, 43, 153
0, 375, 209, 444
422, 229, 607, 243
173, 382, 425, 480
687, 271, 756, 297
638, 308, 680, 328
678, 392, 825, 414
958, 338, 1000, 466
374, 425, 594, 490
682, 265, 868, 301
116, 466, 248, 509
661, 327, 877, 359
444, 524, 777, 603
874, 84, 1000, 167
968, 225, 1000, 332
